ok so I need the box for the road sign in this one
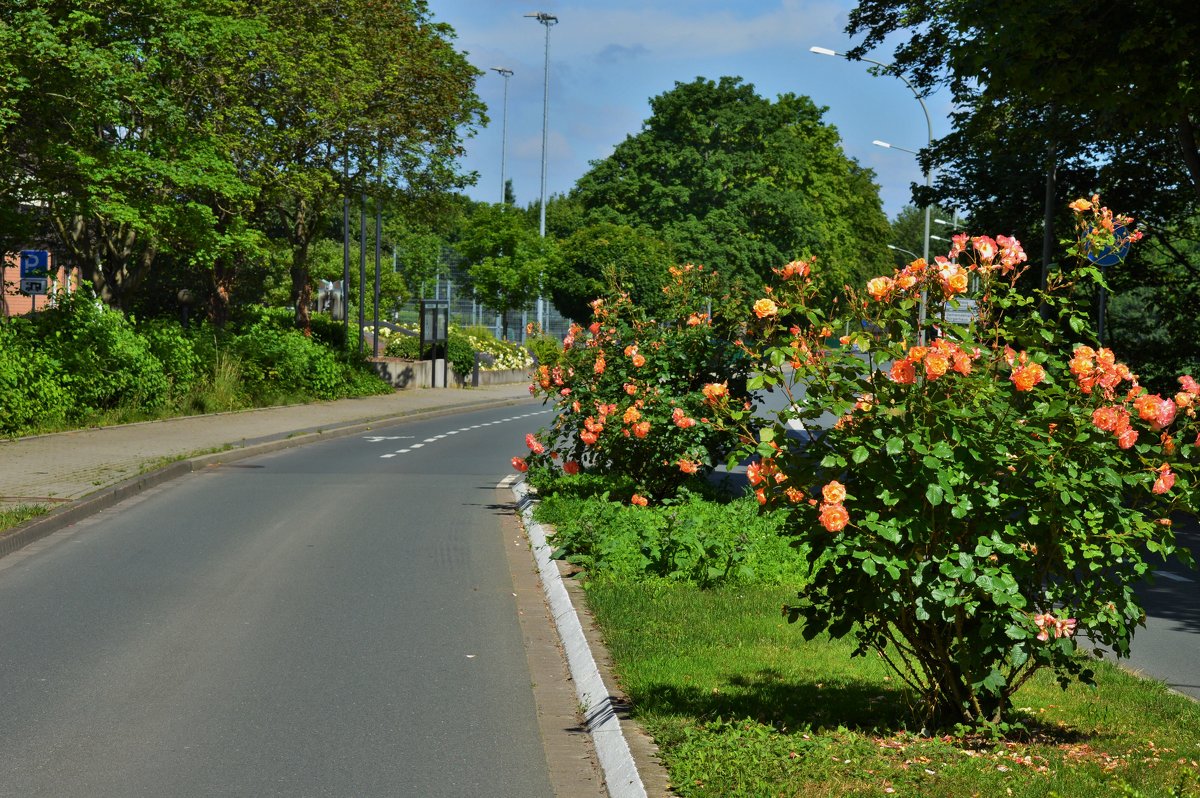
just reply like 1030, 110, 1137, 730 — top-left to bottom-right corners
1086, 224, 1131, 267
19, 250, 50, 279
942, 298, 977, 326
20, 277, 48, 295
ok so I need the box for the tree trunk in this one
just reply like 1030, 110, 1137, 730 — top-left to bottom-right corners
288, 200, 312, 335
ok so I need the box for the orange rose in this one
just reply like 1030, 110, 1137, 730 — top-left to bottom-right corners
822, 480, 847, 504
819, 502, 850, 533
753, 298, 778, 318
1010, 362, 1046, 392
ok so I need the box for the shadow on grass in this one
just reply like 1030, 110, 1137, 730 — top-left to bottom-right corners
636, 668, 922, 735
635, 668, 1097, 744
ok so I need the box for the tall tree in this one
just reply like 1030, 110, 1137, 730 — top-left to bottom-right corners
846, 0, 1199, 243
0, 0, 484, 324
1, 0, 262, 310
247, 0, 484, 331
571, 77, 892, 292
457, 203, 552, 339
551, 222, 675, 324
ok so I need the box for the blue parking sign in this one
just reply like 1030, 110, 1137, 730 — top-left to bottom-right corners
19, 250, 50, 278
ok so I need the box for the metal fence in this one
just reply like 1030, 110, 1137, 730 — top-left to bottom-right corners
316, 245, 574, 344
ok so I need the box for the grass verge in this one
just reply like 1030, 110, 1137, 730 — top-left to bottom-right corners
0, 504, 50, 535
587, 580, 1200, 797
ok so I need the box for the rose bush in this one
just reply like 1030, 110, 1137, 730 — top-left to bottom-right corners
713, 198, 1197, 727
515, 264, 755, 501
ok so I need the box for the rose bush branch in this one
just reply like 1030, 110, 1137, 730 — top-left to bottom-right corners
513, 264, 757, 503
713, 197, 1197, 728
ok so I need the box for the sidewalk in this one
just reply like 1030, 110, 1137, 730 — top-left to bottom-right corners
0, 382, 536, 555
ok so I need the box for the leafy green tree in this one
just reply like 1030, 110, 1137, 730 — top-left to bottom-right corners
457, 204, 553, 339
552, 223, 675, 324
247, 0, 484, 331
1, 0, 484, 326
571, 77, 892, 292
848, 0, 1200, 207
1, 0, 262, 310
887, 203, 961, 264
1105, 216, 1200, 393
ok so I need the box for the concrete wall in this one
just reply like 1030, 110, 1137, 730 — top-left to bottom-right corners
369, 357, 529, 390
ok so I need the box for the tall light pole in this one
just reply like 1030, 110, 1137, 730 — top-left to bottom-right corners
526, 11, 557, 334
812, 46, 934, 343
526, 13, 556, 236
490, 67, 513, 204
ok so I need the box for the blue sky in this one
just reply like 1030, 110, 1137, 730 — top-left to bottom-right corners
429, 0, 955, 221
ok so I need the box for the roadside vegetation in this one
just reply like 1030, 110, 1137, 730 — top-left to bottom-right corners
515, 200, 1200, 796
0, 298, 391, 440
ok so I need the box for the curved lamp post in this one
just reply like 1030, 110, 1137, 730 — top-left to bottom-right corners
813, 46, 934, 343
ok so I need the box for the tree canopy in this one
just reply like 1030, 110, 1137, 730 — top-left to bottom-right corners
569, 77, 892, 292
0, 0, 484, 323
846, 0, 1199, 237
844, 1, 1200, 385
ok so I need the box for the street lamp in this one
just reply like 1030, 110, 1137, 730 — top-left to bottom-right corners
527, 11, 557, 334
526, 12, 557, 237
874, 136, 932, 265
813, 46, 934, 343
887, 244, 920, 261
490, 67, 514, 205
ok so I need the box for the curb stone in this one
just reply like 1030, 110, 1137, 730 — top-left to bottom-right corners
513, 477, 655, 798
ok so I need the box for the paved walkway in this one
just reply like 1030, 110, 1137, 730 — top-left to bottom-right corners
0, 383, 535, 551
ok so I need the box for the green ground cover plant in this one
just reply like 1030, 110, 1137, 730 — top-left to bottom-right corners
0, 505, 50, 534
532, 477, 805, 587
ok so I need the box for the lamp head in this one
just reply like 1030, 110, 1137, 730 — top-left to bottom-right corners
809, 46, 840, 57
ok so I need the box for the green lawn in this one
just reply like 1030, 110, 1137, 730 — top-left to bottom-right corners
586, 581, 1200, 797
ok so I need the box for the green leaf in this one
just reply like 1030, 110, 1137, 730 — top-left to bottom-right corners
852, 445, 870, 464
926, 484, 944, 506
885, 436, 904, 456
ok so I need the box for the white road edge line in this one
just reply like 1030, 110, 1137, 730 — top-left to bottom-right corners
512, 477, 647, 798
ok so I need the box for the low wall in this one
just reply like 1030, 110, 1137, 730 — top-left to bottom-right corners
369, 357, 529, 390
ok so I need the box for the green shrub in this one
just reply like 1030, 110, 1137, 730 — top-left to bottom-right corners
309, 312, 347, 349
384, 332, 420, 358
138, 318, 204, 397
525, 333, 561, 367
0, 318, 71, 435
535, 486, 805, 587
33, 289, 169, 416
445, 329, 475, 379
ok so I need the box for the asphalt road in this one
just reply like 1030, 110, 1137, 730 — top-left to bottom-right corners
0, 401, 574, 797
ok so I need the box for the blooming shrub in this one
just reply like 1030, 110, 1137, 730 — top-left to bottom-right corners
377, 324, 533, 372
713, 198, 1197, 727
515, 265, 754, 501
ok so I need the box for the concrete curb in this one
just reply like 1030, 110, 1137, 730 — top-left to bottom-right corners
512, 478, 648, 798
0, 394, 530, 561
